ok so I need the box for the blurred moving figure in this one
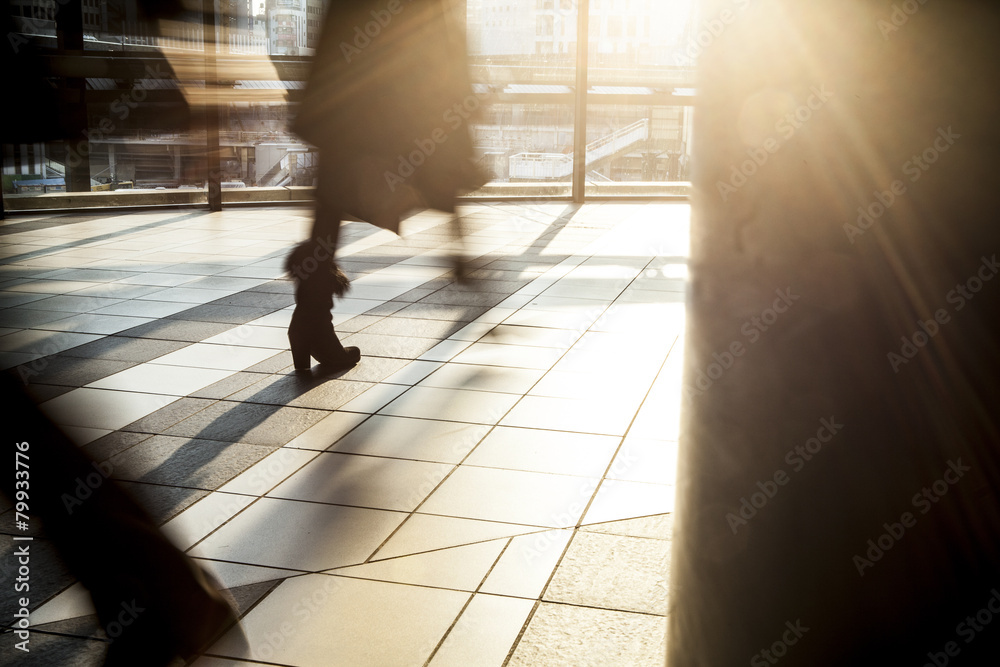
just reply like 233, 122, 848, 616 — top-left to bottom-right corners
286, 0, 484, 371
2, 375, 242, 665
3, 5, 241, 665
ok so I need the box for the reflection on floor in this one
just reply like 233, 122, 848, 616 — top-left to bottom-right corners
0, 202, 687, 666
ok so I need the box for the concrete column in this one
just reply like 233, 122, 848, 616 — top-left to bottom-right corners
668, 1, 1000, 664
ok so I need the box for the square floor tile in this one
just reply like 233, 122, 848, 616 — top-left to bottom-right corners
507, 602, 666, 667
480, 529, 573, 599
192, 498, 405, 571
333, 539, 505, 591
40, 388, 176, 430
466, 427, 620, 477
429, 594, 535, 667
163, 400, 328, 446
379, 386, 520, 425
543, 531, 669, 615
109, 435, 272, 490
336, 383, 411, 414
417, 363, 544, 395
202, 325, 290, 349
267, 452, 453, 512
219, 447, 322, 496
36, 313, 155, 335
501, 395, 639, 436
93, 299, 194, 318
210, 574, 469, 667
449, 342, 564, 371
329, 415, 490, 463
382, 360, 442, 385
87, 363, 233, 396
420, 466, 597, 528
153, 343, 280, 371
0, 329, 103, 355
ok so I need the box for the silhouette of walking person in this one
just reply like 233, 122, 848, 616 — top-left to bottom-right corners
286, 0, 485, 371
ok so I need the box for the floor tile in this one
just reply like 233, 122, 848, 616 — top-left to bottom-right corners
219, 447, 322, 496
201, 324, 290, 349
507, 602, 666, 667
374, 514, 539, 560
92, 299, 195, 318
583, 514, 673, 541
160, 491, 257, 550
417, 362, 544, 395
429, 594, 535, 667
501, 395, 639, 436
60, 335, 190, 363
164, 401, 328, 446
209, 574, 469, 667
449, 341, 564, 370
544, 531, 669, 615
382, 359, 443, 385
0, 328, 104, 355
480, 529, 573, 599
153, 342, 280, 371
40, 388, 177, 430
87, 363, 233, 396
416, 338, 474, 362
36, 313, 155, 335
109, 435, 272, 490
528, 368, 653, 402
19, 294, 125, 313
335, 383, 413, 414
332, 539, 505, 591
267, 452, 454, 512
421, 466, 597, 528
379, 386, 520, 425
191, 498, 405, 571
466, 427, 620, 477
328, 415, 490, 463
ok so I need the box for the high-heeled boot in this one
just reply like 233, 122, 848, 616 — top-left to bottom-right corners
285, 241, 361, 371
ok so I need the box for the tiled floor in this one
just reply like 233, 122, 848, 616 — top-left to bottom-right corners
0, 201, 687, 666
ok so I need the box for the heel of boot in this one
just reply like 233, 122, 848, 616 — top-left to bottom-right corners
291, 344, 312, 371
288, 318, 313, 370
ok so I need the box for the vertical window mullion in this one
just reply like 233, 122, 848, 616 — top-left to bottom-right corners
572, 0, 590, 202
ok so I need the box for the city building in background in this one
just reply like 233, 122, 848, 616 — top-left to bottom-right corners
2, 0, 698, 202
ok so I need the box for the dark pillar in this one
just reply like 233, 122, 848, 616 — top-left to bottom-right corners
669, 1, 1000, 665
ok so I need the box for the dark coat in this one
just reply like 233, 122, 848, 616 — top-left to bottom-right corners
293, 0, 484, 223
